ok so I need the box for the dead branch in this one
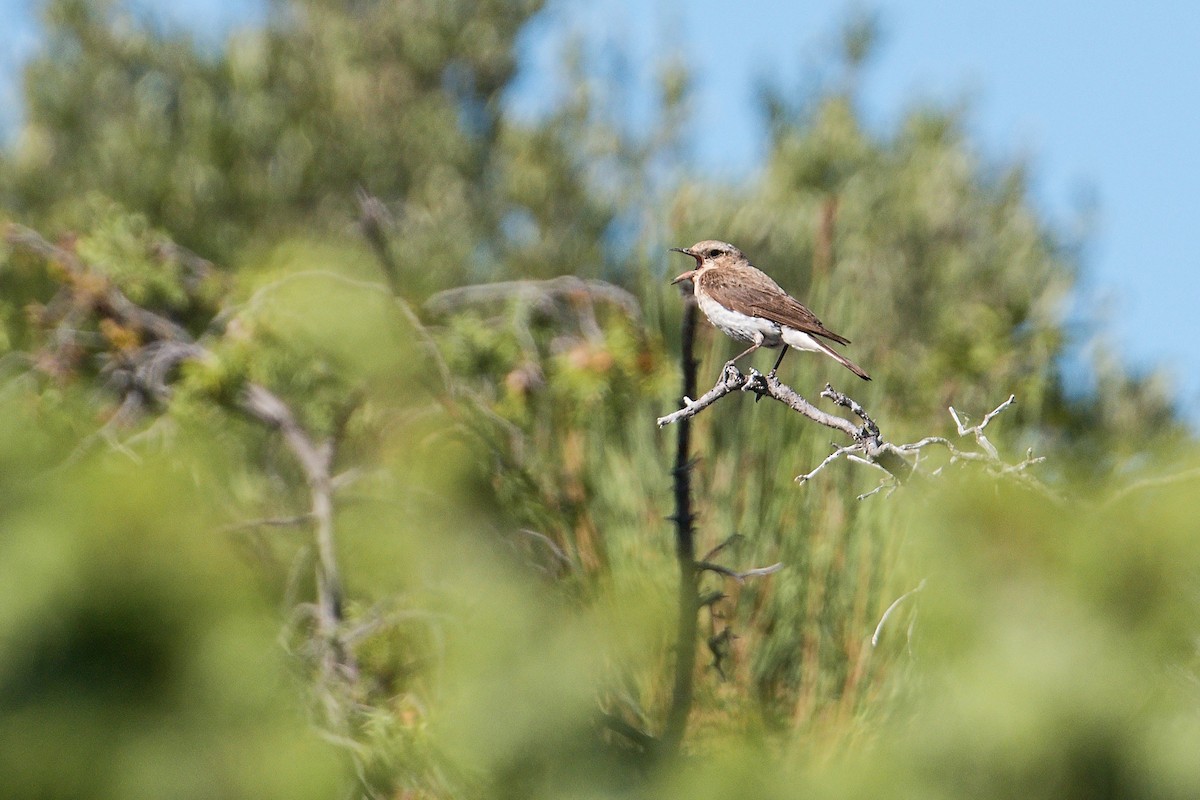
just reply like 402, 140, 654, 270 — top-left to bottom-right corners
239, 383, 354, 676
658, 366, 1047, 496
221, 513, 315, 533
696, 560, 784, 584
700, 533, 745, 562
872, 579, 926, 647
657, 366, 913, 483
1104, 466, 1200, 507
5, 223, 193, 344
950, 394, 1014, 457
880, 395, 1055, 498
597, 711, 658, 753
6, 222, 362, 700
425, 276, 642, 323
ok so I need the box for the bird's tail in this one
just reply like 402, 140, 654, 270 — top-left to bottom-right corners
815, 340, 871, 381
780, 327, 871, 380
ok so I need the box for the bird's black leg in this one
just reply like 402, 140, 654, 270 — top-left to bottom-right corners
768, 345, 789, 377
752, 343, 789, 404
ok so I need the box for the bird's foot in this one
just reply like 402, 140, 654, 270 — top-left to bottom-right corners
742, 368, 768, 403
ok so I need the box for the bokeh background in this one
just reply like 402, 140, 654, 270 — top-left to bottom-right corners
1, 1, 1198, 798
4, 0, 1199, 420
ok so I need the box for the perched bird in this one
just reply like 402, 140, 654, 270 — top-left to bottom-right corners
670, 240, 870, 380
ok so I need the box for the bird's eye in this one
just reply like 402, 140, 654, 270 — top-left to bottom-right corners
707, 248, 721, 258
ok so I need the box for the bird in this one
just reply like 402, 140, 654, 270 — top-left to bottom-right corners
669, 240, 870, 380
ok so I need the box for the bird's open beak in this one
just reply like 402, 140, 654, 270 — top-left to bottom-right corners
669, 246, 701, 284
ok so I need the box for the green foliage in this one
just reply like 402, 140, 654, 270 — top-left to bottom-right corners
1, 0, 544, 273
849, 475, 1200, 799
0, 400, 341, 799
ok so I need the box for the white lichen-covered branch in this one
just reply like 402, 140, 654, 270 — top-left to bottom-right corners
658, 367, 1047, 496
657, 365, 913, 482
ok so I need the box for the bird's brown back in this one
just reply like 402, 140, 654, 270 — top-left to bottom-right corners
698, 261, 851, 346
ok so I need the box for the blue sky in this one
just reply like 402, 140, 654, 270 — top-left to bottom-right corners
3, 0, 1199, 420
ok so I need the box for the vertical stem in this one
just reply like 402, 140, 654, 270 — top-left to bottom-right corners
814, 193, 838, 280
239, 384, 357, 695
310, 464, 351, 673
663, 289, 699, 754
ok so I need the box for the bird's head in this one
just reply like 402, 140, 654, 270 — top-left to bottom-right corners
669, 240, 744, 284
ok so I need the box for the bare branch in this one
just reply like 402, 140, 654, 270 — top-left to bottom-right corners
950, 394, 1014, 460
658, 366, 913, 482
221, 514, 314, 533
701, 533, 745, 562
426, 276, 642, 323
1104, 466, 1200, 507
239, 382, 356, 683
820, 383, 881, 438
658, 366, 863, 438
516, 528, 573, 575
597, 711, 657, 752
953, 393, 1016, 434
658, 362, 1045, 497
9, 222, 365, 711
696, 560, 784, 584
5, 223, 194, 344
856, 396, 1055, 499
795, 444, 863, 485
872, 579, 927, 647
856, 481, 896, 501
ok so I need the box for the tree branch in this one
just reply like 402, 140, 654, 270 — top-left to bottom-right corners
871, 579, 926, 647
1104, 466, 1200, 507
5, 223, 194, 344
696, 560, 784, 584
425, 276, 642, 324
656, 365, 1047, 496
657, 366, 912, 482
239, 383, 353, 676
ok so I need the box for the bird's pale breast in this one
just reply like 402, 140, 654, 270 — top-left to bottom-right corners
696, 292, 783, 346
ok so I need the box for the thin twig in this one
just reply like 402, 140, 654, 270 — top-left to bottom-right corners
1104, 466, 1200, 507
426, 276, 642, 323
5, 223, 193, 344
221, 513, 314, 533
597, 711, 658, 752
949, 394, 1015, 460
872, 579, 926, 647
701, 533, 744, 562
696, 561, 784, 584
795, 444, 863, 484
239, 383, 357, 686
516, 528, 573, 572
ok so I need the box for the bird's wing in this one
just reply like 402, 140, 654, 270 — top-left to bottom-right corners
752, 295, 851, 345
703, 267, 852, 345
